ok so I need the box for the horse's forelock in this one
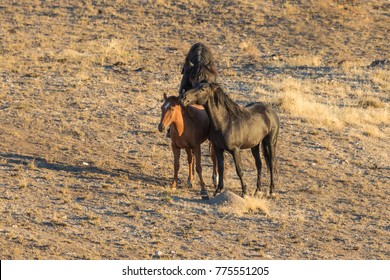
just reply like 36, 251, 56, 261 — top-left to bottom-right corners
166, 96, 180, 106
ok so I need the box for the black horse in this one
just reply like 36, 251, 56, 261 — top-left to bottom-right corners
181, 83, 280, 196
178, 43, 218, 98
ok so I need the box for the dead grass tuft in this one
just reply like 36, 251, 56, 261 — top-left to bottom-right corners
244, 196, 270, 215
358, 96, 385, 109
211, 191, 270, 216
238, 40, 261, 59
284, 54, 323, 67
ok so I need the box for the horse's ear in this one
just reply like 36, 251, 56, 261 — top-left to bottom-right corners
163, 93, 167, 101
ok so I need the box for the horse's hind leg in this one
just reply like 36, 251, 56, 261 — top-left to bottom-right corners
214, 147, 225, 196
193, 146, 209, 200
185, 148, 194, 188
262, 136, 275, 194
231, 148, 248, 197
251, 144, 262, 196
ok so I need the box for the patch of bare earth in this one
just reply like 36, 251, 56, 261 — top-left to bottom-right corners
0, 1, 388, 259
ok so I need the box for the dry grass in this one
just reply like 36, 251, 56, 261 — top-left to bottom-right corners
0, 0, 389, 260
212, 191, 270, 217
274, 76, 389, 136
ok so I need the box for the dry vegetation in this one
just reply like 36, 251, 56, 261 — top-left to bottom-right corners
0, 0, 389, 259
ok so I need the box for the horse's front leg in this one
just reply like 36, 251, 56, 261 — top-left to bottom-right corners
171, 146, 181, 189
185, 148, 194, 188
193, 145, 209, 200
231, 148, 248, 197
214, 147, 225, 196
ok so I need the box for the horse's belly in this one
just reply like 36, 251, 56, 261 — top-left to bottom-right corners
226, 124, 266, 150
174, 134, 207, 149
233, 137, 261, 150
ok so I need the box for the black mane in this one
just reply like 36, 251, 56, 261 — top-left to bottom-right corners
212, 84, 249, 118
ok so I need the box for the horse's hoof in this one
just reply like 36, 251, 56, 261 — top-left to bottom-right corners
253, 191, 263, 198
187, 181, 193, 189
241, 193, 248, 198
200, 189, 209, 200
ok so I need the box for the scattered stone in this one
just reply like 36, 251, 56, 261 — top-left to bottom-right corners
368, 59, 388, 68
154, 250, 163, 258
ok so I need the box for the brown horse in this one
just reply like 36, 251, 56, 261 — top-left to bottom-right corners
179, 42, 218, 98
158, 94, 217, 200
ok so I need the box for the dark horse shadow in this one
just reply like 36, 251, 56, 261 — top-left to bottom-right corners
1, 153, 109, 175
0, 153, 168, 187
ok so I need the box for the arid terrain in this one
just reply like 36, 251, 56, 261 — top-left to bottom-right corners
0, 0, 389, 259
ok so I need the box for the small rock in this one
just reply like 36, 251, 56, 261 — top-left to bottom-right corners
154, 250, 163, 258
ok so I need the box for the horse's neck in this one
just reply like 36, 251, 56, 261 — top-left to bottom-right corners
171, 107, 185, 136
205, 95, 230, 131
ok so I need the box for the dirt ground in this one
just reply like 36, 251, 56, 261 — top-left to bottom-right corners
0, 0, 389, 259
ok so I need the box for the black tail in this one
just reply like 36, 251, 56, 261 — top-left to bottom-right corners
262, 110, 279, 194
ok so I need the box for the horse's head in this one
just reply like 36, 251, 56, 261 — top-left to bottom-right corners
181, 82, 214, 107
158, 93, 181, 132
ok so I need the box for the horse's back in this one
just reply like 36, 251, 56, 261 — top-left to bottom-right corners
244, 102, 279, 131
246, 102, 277, 117
245, 101, 268, 113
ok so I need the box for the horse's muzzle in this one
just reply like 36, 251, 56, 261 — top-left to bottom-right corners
158, 123, 165, 132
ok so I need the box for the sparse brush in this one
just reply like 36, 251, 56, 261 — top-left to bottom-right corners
18, 177, 29, 189
370, 69, 390, 91
238, 40, 261, 59
358, 96, 385, 109
28, 159, 37, 170
277, 90, 344, 130
244, 196, 270, 215
283, 54, 323, 67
